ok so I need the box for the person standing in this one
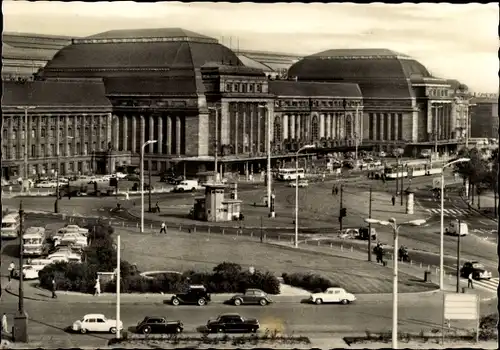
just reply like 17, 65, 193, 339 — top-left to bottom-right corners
391, 195, 396, 206
51, 277, 57, 299
467, 273, 474, 289
8, 262, 15, 282
160, 222, 167, 234
94, 278, 101, 296
1, 313, 8, 334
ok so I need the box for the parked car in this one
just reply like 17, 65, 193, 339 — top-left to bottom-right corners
288, 180, 309, 188
460, 261, 492, 280
113, 172, 127, 179
54, 233, 88, 248
170, 285, 211, 306
308, 287, 356, 305
135, 316, 183, 334
206, 313, 259, 333
13, 265, 40, 280
229, 289, 273, 306
35, 180, 58, 188
72, 314, 123, 334
51, 225, 88, 242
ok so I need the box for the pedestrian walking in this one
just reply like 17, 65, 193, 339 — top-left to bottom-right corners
335, 186, 339, 195
51, 278, 57, 299
1, 313, 8, 334
94, 278, 101, 296
155, 202, 161, 213
159, 222, 167, 234
391, 195, 396, 206
468, 273, 474, 289
8, 262, 15, 282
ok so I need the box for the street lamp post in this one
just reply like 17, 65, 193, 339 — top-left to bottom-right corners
16, 106, 36, 183
259, 104, 273, 216
439, 157, 470, 289
295, 144, 315, 248
365, 217, 427, 350
207, 106, 220, 181
13, 200, 29, 342
140, 140, 157, 233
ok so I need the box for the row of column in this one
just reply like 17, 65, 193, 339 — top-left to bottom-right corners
112, 114, 183, 155
280, 113, 356, 141
369, 112, 403, 141
433, 103, 453, 140
225, 102, 268, 155
1, 114, 110, 160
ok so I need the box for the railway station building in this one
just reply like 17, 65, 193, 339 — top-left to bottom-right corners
2, 29, 471, 178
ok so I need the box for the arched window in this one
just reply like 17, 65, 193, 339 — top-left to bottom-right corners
345, 114, 352, 138
273, 116, 282, 143
311, 116, 319, 141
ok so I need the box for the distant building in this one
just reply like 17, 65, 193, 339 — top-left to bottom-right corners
470, 98, 499, 139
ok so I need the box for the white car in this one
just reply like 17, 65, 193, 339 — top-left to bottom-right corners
338, 228, 358, 239
289, 180, 309, 188
72, 314, 123, 334
309, 287, 356, 305
113, 172, 127, 179
35, 181, 58, 188
55, 232, 88, 247
52, 226, 89, 241
48, 250, 82, 263
14, 266, 40, 280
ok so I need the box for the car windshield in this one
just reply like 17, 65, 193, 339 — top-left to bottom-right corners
472, 263, 484, 269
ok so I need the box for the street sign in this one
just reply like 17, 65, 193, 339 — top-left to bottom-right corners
433, 177, 442, 189
443, 293, 480, 344
444, 293, 479, 320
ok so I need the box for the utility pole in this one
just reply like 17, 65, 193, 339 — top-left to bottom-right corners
456, 220, 461, 293
368, 186, 372, 262
395, 157, 399, 196
148, 170, 152, 212
14, 201, 28, 342
400, 164, 404, 206
339, 184, 344, 232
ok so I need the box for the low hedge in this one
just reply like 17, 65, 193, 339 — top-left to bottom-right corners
479, 313, 498, 340
281, 272, 338, 293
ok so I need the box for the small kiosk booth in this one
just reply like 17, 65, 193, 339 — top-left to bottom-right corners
191, 182, 242, 222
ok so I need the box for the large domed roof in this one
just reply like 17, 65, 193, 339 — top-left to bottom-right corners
288, 48, 431, 100
40, 28, 243, 78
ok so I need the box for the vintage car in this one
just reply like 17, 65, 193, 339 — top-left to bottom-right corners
135, 316, 183, 334
206, 313, 259, 333
229, 289, 273, 306
72, 314, 123, 334
308, 287, 356, 305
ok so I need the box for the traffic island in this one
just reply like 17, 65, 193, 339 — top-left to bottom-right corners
107, 331, 311, 349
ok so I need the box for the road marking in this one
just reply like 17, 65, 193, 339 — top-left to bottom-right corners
473, 277, 499, 293
425, 208, 472, 216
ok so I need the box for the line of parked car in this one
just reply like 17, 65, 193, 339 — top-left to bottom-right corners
14, 224, 89, 280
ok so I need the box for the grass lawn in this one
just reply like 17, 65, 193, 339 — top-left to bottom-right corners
117, 228, 436, 294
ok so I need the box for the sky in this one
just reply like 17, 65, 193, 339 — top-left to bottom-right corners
3, 1, 499, 93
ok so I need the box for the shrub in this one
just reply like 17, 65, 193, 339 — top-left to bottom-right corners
39, 261, 97, 293
281, 272, 338, 292
479, 313, 498, 340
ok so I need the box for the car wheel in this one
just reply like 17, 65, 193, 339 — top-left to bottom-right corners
171, 298, 180, 306
315, 298, 323, 305
76, 191, 82, 197
259, 299, 268, 306
234, 298, 242, 306
197, 298, 206, 306
80, 328, 87, 334
142, 326, 151, 334
109, 327, 117, 334
341, 299, 349, 305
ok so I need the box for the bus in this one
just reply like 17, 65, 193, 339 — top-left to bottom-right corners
1, 213, 20, 239
277, 168, 305, 181
22, 227, 47, 256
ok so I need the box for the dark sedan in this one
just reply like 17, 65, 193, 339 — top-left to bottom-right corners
136, 316, 183, 334
460, 261, 493, 280
229, 289, 273, 306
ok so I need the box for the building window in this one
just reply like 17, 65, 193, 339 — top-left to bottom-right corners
242, 84, 247, 93
345, 115, 352, 138
76, 128, 80, 137
31, 145, 36, 157
152, 161, 158, 171
68, 128, 73, 137
41, 128, 46, 137
12, 129, 17, 140
59, 128, 63, 138
12, 145, 17, 159
21, 129, 25, 140
274, 116, 282, 143
84, 142, 89, 155
92, 127, 97, 136
226, 84, 231, 92
76, 143, 81, 154
249, 84, 254, 92
256, 84, 262, 92
50, 128, 55, 138
101, 141, 105, 150
68, 144, 73, 156
311, 115, 319, 141
49, 144, 54, 157
40, 145, 45, 158
233, 84, 238, 92
85, 127, 89, 137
